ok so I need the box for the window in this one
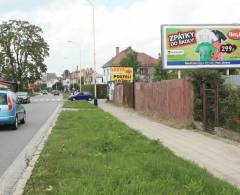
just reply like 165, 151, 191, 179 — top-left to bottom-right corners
0, 93, 7, 105
10, 92, 17, 103
139, 68, 148, 75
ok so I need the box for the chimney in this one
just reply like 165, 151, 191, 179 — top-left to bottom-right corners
116, 47, 120, 56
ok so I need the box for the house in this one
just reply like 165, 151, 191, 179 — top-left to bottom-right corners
69, 68, 103, 85
0, 80, 17, 91
95, 73, 103, 84
41, 73, 58, 88
102, 47, 158, 83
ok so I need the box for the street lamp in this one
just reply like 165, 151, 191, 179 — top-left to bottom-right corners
87, 0, 98, 106
67, 41, 82, 92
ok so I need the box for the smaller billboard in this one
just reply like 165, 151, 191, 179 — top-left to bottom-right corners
162, 25, 240, 69
111, 67, 133, 83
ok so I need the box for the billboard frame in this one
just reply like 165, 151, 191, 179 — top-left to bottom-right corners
161, 24, 240, 70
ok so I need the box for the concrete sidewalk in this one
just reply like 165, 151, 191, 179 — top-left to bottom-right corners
98, 100, 240, 188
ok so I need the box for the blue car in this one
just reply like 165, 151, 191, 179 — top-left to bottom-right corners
0, 89, 26, 130
68, 91, 93, 101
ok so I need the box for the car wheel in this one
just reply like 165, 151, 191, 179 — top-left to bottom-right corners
88, 97, 92, 101
72, 98, 76, 101
20, 113, 26, 124
12, 115, 18, 130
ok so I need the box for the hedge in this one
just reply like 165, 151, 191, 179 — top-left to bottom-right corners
81, 84, 108, 99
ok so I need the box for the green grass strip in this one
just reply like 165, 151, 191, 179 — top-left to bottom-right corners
62, 93, 69, 100
24, 108, 240, 195
63, 100, 96, 109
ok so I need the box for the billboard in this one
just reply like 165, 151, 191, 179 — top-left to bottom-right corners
162, 25, 240, 69
111, 67, 133, 83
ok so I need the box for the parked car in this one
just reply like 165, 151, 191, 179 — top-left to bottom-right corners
52, 90, 60, 96
41, 90, 48, 95
0, 89, 26, 130
16, 91, 30, 104
68, 91, 93, 101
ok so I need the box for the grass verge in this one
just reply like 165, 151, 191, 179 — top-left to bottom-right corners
62, 93, 70, 100
24, 102, 240, 195
30, 92, 39, 97
63, 100, 96, 109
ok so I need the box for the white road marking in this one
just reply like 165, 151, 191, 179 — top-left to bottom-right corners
31, 99, 63, 102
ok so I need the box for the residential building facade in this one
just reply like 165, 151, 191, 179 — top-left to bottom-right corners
69, 68, 103, 85
41, 73, 58, 88
102, 47, 157, 83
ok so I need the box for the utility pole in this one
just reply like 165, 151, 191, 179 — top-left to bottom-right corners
87, 0, 98, 106
67, 41, 82, 92
76, 65, 80, 90
79, 47, 82, 92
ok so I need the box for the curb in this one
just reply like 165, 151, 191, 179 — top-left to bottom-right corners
0, 102, 63, 195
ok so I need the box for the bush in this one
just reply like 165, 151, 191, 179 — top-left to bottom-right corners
221, 86, 240, 132
188, 69, 240, 133
81, 84, 108, 99
187, 70, 224, 121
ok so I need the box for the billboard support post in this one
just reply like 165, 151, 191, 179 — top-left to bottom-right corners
226, 69, 230, 76
178, 70, 181, 79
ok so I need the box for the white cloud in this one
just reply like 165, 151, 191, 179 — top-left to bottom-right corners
0, 0, 240, 75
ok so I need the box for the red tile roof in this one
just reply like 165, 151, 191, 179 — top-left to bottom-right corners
102, 47, 157, 68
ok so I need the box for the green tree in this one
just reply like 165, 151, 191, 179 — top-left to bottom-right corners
62, 69, 70, 79
36, 83, 47, 91
153, 55, 168, 81
120, 47, 139, 81
0, 20, 49, 89
52, 81, 63, 91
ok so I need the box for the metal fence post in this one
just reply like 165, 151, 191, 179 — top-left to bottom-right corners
133, 82, 135, 109
202, 82, 207, 131
215, 85, 219, 127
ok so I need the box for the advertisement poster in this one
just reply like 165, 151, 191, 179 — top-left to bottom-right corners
162, 25, 240, 69
111, 67, 133, 83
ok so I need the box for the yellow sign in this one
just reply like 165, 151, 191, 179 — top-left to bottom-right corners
111, 67, 133, 83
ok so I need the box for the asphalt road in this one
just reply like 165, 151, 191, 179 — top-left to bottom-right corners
0, 93, 62, 177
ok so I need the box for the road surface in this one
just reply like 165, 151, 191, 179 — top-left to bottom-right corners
0, 94, 62, 177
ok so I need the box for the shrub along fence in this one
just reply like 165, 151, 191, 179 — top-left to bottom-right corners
82, 84, 108, 99
113, 79, 193, 126
196, 84, 240, 134
221, 86, 240, 132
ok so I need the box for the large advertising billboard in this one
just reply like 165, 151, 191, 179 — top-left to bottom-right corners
162, 25, 240, 69
111, 67, 133, 83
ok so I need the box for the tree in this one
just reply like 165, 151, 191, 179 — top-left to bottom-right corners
153, 55, 168, 81
62, 69, 70, 79
52, 81, 63, 91
0, 20, 49, 89
36, 83, 47, 91
120, 47, 139, 81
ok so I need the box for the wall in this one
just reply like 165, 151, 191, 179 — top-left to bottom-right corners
223, 75, 240, 86
134, 79, 193, 126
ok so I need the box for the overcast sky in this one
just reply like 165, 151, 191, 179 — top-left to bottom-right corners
0, 0, 240, 75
